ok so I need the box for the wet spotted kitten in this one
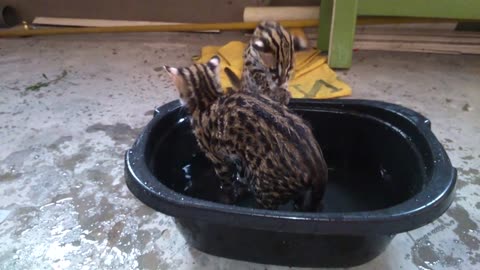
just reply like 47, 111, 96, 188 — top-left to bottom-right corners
164, 56, 327, 210
225, 20, 307, 105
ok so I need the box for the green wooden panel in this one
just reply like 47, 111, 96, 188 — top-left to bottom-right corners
358, 0, 480, 20
317, 0, 334, 51
328, 0, 358, 68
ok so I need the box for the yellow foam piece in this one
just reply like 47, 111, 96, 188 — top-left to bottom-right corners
194, 41, 352, 99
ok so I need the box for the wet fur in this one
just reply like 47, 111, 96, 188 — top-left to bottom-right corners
165, 57, 327, 210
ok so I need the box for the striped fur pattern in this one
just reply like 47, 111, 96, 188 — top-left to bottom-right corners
225, 21, 307, 105
165, 56, 327, 210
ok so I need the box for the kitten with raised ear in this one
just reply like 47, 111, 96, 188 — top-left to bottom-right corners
225, 20, 308, 105
164, 56, 328, 211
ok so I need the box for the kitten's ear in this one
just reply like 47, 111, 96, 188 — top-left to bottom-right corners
293, 36, 308, 51
164, 66, 183, 87
164, 66, 187, 91
224, 67, 241, 90
252, 38, 270, 53
164, 66, 179, 78
207, 56, 221, 73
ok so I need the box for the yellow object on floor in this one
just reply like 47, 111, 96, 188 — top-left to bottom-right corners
194, 41, 352, 99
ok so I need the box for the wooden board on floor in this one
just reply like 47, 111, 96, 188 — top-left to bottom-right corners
353, 41, 480, 54
307, 23, 480, 55
355, 33, 480, 44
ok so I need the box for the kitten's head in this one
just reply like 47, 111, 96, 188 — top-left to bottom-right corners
164, 56, 223, 113
250, 21, 308, 87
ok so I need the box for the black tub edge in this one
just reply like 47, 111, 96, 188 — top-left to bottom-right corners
125, 99, 456, 236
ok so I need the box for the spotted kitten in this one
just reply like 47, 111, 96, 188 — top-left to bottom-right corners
225, 20, 307, 105
164, 56, 327, 210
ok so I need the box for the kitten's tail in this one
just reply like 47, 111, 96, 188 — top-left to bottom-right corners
224, 67, 241, 91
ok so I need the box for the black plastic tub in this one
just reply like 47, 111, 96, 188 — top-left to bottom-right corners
125, 99, 456, 267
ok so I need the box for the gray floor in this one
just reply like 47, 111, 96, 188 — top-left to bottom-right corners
0, 32, 479, 270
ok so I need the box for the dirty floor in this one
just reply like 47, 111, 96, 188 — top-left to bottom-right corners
0, 32, 479, 270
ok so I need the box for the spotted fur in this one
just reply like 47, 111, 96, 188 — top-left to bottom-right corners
165, 56, 327, 210
225, 20, 307, 105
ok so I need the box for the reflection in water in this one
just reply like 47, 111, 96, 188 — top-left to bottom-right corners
152, 113, 425, 213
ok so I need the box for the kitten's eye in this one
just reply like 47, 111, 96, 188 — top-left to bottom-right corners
252, 38, 272, 53
207, 56, 220, 71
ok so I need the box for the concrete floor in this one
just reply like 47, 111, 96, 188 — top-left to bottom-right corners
0, 32, 479, 270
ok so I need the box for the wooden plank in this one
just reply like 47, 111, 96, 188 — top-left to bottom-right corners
317, 0, 333, 51
33, 17, 181, 27
307, 24, 480, 55
243, 6, 319, 22
355, 24, 480, 39
244, 6, 469, 24
354, 40, 480, 54
308, 33, 480, 47
358, 0, 480, 20
357, 30, 480, 39
356, 22, 458, 31
0, 20, 320, 38
356, 30, 480, 40
327, 0, 358, 68
456, 22, 480, 31
355, 33, 480, 44
309, 23, 480, 39
32, 17, 220, 33
16, 0, 264, 24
